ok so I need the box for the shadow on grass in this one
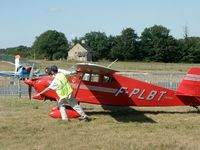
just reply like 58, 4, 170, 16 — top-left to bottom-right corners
132, 110, 199, 115
85, 106, 200, 123
86, 106, 157, 123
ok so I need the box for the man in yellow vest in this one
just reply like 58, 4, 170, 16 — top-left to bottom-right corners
37, 65, 89, 122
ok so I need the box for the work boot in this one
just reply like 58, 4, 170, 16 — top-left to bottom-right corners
79, 115, 91, 122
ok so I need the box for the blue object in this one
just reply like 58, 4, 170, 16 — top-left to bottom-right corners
50, 65, 58, 72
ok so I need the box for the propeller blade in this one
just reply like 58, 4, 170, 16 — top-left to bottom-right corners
29, 64, 34, 81
28, 64, 34, 100
28, 85, 32, 100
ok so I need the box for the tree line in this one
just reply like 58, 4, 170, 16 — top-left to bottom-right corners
1, 25, 200, 63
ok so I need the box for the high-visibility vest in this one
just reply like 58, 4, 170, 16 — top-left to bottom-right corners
54, 73, 73, 99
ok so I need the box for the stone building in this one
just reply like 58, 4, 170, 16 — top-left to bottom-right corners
67, 43, 92, 62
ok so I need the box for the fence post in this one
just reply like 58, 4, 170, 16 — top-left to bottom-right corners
17, 79, 21, 98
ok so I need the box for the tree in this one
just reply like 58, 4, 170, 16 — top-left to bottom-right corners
140, 25, 181, 62
70, 37, 82, 47
107, 35, 118, 60
1, 45, 31, 58
110, 28, 139, 60
32, 30, 69, 60
178, 37, 200, 63
110, 35, 124, 60
79, 31, 110, 61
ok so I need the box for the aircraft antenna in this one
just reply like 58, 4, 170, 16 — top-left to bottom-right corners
107, 58, 118, 68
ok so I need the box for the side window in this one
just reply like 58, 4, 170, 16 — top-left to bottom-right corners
82, 73, 90, 81
103, 76, 115, 83
82, 73, 99, 82
91, 74, 99, 82
103, 76, 110, 83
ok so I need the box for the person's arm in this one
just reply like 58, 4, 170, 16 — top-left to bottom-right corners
58, 68, 71, 75
37, 78, 58, 96
38, 87, 51, 95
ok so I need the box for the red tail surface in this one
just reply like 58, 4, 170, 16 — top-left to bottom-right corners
176, 68, 200, 97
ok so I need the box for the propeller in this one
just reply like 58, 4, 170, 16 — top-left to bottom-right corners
28, 64, 34, 100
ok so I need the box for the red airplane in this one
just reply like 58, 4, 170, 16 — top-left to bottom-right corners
24, 63, 200, 119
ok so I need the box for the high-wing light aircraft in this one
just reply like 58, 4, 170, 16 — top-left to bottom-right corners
24, 63, 200, 119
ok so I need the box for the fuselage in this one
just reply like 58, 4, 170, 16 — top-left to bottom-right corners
27, 72, 200, 107
71, 73, 200, 107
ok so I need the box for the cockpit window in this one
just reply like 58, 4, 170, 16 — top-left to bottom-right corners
103, 76, 115, 83
82, 73, 90, 81
82, 73, 99, 82
91, 74, 99, 82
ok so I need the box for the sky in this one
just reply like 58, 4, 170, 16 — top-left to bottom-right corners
0, 0, 200, 49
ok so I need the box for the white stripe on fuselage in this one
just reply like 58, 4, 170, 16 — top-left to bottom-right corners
184, 74, 200, 82
72, 84, 118, 93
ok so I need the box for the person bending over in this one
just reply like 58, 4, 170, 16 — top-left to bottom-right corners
38, 65, 89, 122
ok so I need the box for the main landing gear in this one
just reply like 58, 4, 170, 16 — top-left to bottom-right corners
192, 106, 200, 112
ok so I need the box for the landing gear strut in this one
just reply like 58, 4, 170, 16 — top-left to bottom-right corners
192, 106, 200, 112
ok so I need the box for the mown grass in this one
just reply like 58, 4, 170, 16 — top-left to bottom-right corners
1, 59, 200, 72
1, 96, 200, 150
32, 60, 200, 72
0, 61, 14, 71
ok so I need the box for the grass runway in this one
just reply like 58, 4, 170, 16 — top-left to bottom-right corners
1, 96, 200, 150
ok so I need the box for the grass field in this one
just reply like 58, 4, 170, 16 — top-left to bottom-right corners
1, 97, 200, 150
1, 59, 200, 72
1, 61, 200, 150
0, 61, 14, 71
32, 60, 200, 72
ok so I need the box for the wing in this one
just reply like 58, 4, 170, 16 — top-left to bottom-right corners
0, 72, 15, 77
75, 63, 119, 75
33, 72, 49, 77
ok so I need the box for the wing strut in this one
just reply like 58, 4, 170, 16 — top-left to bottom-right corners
74, 73, 84, 99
